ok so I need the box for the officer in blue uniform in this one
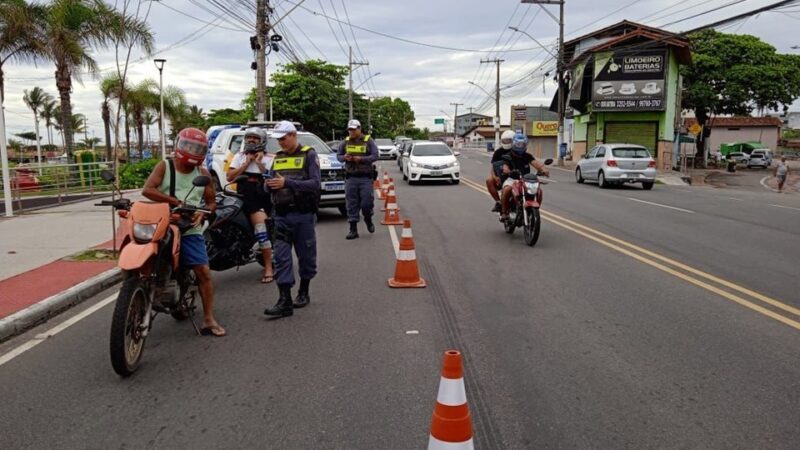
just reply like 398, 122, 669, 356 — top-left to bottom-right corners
337, 119, 379, 240
264, 121, 321, 317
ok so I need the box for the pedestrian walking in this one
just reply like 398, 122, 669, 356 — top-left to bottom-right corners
337, 119, 379, 240
775, 156, 790, 193
263, 121, 321, 317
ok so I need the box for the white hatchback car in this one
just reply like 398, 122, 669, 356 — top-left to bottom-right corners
576, 144, 657, 190
402, 141, 460, 185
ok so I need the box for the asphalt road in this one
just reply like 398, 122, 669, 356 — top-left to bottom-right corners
1, 153, 799, 448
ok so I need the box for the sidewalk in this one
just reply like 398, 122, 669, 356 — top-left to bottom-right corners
0, 193, 140, 326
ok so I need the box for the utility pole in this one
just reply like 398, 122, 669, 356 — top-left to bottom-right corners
367, 97, 372, 135
348, 46, 369, 121
522, 0, 565, 165
450, 102, 463, 146
255, 0, 271, 122
481, 58, 504, 150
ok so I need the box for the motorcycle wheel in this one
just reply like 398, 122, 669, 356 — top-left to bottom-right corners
109, 276, 149, 377
504, 207, 516, 234
524, 208, 541, 247
172, 269, 197, 321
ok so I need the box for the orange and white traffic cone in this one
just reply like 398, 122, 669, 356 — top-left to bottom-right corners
381, 195, 404, 226
428, 350, 473, 449
382, 185, 399, 212
376, 172, 389, 200
382, 177, 394, 198
388, 219, 426, 287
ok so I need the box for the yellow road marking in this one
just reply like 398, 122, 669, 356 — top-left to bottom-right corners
458, 176, 800, 330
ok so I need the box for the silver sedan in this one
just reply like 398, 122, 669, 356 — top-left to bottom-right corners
575, 144, 657, 190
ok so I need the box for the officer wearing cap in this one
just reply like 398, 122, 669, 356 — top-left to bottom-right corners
263, 121, 321, 317
337, 119, 379, 240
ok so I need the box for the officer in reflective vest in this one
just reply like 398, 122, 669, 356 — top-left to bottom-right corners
337, 119, 379, 240
263, 121, 321, 317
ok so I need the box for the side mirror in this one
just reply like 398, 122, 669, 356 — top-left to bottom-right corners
543, 158, 554, 165
192, 175, 211, 187
454, 151, 461, 157
100, 170, 116, 182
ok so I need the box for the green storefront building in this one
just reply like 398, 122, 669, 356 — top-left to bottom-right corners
564, 21, 692, 169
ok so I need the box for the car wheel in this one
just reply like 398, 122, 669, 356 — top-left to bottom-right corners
598, 171, 607, 188
642, 181, 654, 190
575, 167, 584, 184
403, 171, 408, 181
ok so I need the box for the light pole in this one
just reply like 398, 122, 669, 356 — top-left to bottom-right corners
353, 72, 381, 92
154, 58, 166, 159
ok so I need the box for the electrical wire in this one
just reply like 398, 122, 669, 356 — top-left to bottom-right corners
340, 0, 379, 97
659, 0, 750, 28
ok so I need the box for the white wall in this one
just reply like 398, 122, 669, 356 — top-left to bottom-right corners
709, 127, 780, 151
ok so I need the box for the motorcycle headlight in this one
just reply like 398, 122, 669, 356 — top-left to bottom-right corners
525, 182, 539, 195
133, 223, 158, 243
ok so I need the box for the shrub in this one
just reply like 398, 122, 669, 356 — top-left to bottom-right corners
119, 159, 160, 189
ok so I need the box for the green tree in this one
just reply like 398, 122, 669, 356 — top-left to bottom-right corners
22, 86, 52, 164
682, 30, 800, 163
99, 73, 124, 160
41, 0, 153, 159
206, 107, 249, 127
127, 79, 158, 158
40, 98, 58, 147
363, 96, 415, 138
0, 0, 45, 102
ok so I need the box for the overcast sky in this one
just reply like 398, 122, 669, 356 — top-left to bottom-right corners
3, 0, 799, 144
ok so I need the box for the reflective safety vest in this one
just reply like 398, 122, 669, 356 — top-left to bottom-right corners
344, 134, 373, 175
271, 145, 318, 213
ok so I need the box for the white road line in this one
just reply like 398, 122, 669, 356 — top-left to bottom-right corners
769, 204, 800, 212
727, 197, 744, 201
627, 197, 695, 214
760, 176, 780, 193
0, 294, 116, 367
388, 224, 400, 258
474, 161, 483, 165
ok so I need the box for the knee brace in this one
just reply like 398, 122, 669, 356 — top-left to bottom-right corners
254, 222, 271, 250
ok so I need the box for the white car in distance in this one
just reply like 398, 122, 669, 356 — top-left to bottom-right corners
403, 141, 460, 185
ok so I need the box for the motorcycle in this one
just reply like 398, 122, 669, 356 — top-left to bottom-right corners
96, 170, 212, 377
500, 158, 553, 247
202, 175, 269, 272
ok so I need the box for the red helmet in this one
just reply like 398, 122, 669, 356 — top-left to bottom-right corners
174, 127, 208, 166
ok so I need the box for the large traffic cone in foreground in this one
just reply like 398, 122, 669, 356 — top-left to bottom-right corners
428, 350, 473, 449
388, 219, 426, 287
381, 194, 404, 226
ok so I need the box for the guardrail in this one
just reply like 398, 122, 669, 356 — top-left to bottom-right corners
0, 161, 115, 213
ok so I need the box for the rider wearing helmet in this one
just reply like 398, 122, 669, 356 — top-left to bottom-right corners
226, 127, 275, 284
141, 128, 225, 337
486, 129, 516, 212
498, 132, 550, 222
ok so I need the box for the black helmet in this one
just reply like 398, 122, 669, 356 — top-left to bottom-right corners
243, 127, 267, 153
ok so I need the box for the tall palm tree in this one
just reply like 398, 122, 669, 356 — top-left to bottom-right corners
162, 85, 188, 140
40, 98, 58, 148
143, 110, 156, 148
126, 79, 157, 158
22, 86, 52, 166
42, 0, 153, 159
0, 0, 45, 103
100, 74, 123, 161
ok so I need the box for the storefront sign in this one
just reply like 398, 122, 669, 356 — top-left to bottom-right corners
530, 121, 559, 137
592, 50, 667, 112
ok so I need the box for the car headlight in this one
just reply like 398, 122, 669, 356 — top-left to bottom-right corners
410, 161, 420, 168
446, 161, 459, 168
525, 182, 539, 195
133, 223, 158, 243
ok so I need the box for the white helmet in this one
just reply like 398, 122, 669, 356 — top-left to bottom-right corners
500, 130, 515, 150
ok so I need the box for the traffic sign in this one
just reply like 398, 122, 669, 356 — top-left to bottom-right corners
689, 123, 702, 135
434, 118, 445, 125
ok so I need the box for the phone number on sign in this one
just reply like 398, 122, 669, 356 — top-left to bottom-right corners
595, 99, 663, 109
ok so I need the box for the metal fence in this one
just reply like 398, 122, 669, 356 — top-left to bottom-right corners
0, 161, 115, 213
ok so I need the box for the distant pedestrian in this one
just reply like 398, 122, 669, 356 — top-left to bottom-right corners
337, 119, 379, 240
775, 156, 790, 193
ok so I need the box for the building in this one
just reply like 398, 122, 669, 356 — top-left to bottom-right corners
511, 105, 559, 159
461, 125, 512, 145
563, 21, 692, 169
767, 111, 800, 130
455, 113, 493, 137
684, 117, 783, 152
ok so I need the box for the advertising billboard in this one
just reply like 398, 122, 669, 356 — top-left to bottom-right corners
592, 50, 667, 112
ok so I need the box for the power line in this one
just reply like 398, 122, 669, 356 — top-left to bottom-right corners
659, 0, 750, 28
156, 1, 249, 32
340, 0, 379, 97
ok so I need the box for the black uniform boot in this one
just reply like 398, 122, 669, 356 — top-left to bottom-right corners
346, 222, 359, 240
264, 285, 294, 317
364, 216, 375, 233
294, 279, 311, 308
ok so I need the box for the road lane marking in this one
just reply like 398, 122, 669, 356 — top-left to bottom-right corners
760, 176, 780, 193
388, 224, 400, 258
769, 204, 800, 212
627, 198, 695, 214
0, 294, 116, 367
459, 176, 800, 330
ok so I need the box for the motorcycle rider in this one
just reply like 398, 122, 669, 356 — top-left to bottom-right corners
141, 128, 225, 337
226, 127, 275, 284
486, 129, 516, 212
499, 132, 550, 222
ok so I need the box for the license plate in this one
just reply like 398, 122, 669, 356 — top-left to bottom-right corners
324, 182, 345, 191
430, 170, 443, 176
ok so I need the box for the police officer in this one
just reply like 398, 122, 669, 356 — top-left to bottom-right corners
264, 121, 321, 317
337, 119, 379, 240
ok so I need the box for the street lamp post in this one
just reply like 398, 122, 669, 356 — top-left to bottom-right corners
154, 58, 166, 160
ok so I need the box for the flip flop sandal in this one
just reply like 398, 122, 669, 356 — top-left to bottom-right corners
261, 274, 275, 284
200, 325, 226, 337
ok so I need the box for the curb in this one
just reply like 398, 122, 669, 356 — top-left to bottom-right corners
0, 268, 122, 343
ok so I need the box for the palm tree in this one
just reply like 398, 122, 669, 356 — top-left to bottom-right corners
126, 79, 158, 158
143, 110, 156, 148
40, 98, 58, 148
41, 0, 153, 159
162, 85, 188, 140
54, 108, 86, 148
100, 74, 124, 161
0, 0, 45, 103
22, 86, 52, 167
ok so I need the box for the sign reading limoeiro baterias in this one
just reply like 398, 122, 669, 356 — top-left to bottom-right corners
591, 50, 667, 112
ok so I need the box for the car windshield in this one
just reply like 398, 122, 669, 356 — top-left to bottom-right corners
412, 144, 452, 157
229, 135, 244, 152
375, 139, 393, 146
612, 147, 651, 158
265, 133, 331, 154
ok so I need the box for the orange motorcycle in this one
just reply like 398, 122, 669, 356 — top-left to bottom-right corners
97, 170, 212, 377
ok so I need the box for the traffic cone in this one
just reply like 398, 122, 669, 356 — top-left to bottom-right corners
388, 219, 426, 287
381, 195, 404, 227
382, 186, 399, 212
382, 177, 394, 198
428, 350, 473, 449
376, 172, 390, 200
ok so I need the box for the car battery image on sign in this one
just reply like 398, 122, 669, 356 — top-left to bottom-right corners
591, 50, 667, 112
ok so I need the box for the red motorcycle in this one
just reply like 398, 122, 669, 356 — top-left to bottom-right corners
501, 159, 552, 247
